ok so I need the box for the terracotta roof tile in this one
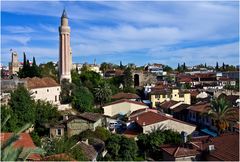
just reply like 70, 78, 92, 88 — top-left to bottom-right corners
188, 102, 211, 113
103, 99, 147, 107
112, 92, 140, 99
129, 111, 195, 127
66, 113, 102, 123
206, 133, 239, 161
42, 153, 77, 161
160, 144, 199, 158
0, 133, 41, 160
78, 142, 97, 161
25, 77, 59, 89
160, 100, 179, 110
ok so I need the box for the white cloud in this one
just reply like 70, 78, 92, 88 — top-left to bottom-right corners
2, 26, 35, 34
1, 35, 31, 45
149, 42, 239, 66
39, 24, 56, 33
1, 1, 239, 66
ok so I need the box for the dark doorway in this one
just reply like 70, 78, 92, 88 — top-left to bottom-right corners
134, 74, 140, 87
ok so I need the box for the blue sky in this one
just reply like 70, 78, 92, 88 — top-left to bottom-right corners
1, 1, 239, 67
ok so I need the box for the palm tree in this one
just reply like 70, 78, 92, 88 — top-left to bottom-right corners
1, 115, 45, 161
207, 98, 237, 134
94, 82, 112, 107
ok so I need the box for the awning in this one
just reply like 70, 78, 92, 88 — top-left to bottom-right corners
200, 128, 217, 137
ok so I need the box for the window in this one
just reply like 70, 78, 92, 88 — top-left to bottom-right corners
57, 88, 59, 91
59, 95, 61, 101
56, 128, 62, 136
155, 95, 160, 98
47, 89, 49, 92
55, 95, 57, 102
35, 91, 37, 94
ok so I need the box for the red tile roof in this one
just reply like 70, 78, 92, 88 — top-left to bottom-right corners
42, 153, 77, 161
129, 111, 195, 127
103, 99, 147, 107
160, 144, 199, 158
188, 102, 211, 113
206, 133, 239, 161
178, 77, 193, 83
160, 100, 179, 110
25, 77, 59, 89
0, 133, 41, 160
129, 108, 158, 117
112, 92, 140, 99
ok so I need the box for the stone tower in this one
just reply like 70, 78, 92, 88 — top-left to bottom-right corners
59, 9, 72, 82
9, 51, 19, 75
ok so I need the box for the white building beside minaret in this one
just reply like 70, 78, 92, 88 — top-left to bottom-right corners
59, 9, 72, 82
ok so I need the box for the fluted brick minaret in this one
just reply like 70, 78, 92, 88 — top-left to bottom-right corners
59, 9, 72, 82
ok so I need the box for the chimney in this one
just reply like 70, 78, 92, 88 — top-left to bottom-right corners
208, 145, 215, 151
181, 131, 188, 143
136, 116, 139, 121
143, 122, 145, 126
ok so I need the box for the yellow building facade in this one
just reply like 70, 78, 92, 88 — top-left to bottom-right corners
150, 89, 191, 107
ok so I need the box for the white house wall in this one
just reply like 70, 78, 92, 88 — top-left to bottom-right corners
30, 86, 61, 105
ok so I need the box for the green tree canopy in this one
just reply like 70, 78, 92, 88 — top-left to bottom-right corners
123, 67, 133, 90
72, 86, 94, 112
93, 81, 112, 107
60, 79, 74, 104
137, 129, 182, 160
104, 134, 138, 161
39, 62, 58, 81
34, 100, 61, 136
18, 53, 41, 78
207, 98, 237, 134
8, 85, 36, 128
42, 137, 86, 161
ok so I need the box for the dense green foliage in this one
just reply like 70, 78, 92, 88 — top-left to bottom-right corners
39, 62, 58, 81
18, 53, 41, 78
60, 79, 74, 104
74, 127, 111, 142
8, 85, 36, 127
79, 71, 102, 91
72, 86, 94, 112
207, 98, 236, 134
42, 137, 86, 161
137, 129, 182, 160
163, 65, 173, 72
104, 134, 138, 161
34, 100, 61, 136
94, 82, 112, 107
2, 85, 61, 147
1, 105, 18, 132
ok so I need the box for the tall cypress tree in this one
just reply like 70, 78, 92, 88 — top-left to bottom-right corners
216, 62, 219, 70
120, 61, 124, 70
183, 62, 186, 71
177, 63, 180, 71
32, 57, 36, 66
23, 52, 27, 68
222, 62, 225, 70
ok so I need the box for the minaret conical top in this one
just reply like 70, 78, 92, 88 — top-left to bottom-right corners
62, 9, 68, 18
